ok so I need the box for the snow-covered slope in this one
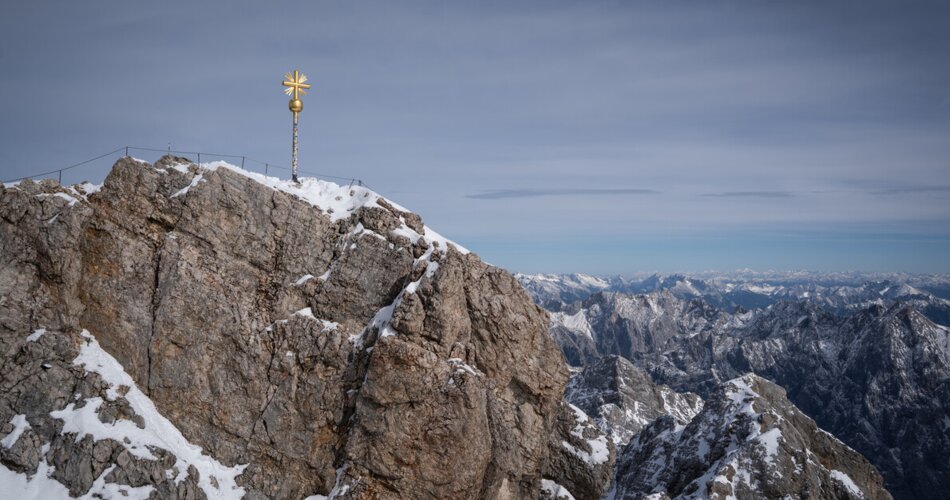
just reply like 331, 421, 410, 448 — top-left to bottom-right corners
565, 356, 702, 448
163, 158, 469, 253
0, 329, 244, 499
613, 375, 891, 500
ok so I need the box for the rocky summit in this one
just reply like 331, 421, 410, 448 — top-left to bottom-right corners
0, 156, 614, 499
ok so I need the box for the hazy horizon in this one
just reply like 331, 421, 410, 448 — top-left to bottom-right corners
510, 268, 950, 278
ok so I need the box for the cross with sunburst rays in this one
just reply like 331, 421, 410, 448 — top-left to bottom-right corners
283, 70, 311, 103
282, 69, 311, 183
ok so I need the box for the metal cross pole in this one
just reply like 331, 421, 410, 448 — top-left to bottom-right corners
292, 111, 299, 182
282, 69, 311, 184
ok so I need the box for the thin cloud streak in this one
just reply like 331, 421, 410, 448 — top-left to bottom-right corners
466, 188, 658, 200
870, 186, 950, 195
701, 191, 795, 198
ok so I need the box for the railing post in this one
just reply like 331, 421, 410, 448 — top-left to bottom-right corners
241, 156, 245, 168
125, 146, 129, 157
265, 163, 269, 176
197, 153, 201, 165
58, 170, 62, 184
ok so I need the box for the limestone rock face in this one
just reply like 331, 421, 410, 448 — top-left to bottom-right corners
614, 375, 892, 500
0, 157, 609, 499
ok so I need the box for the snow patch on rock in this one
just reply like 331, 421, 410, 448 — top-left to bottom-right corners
541, 478, 577, 500
53, 329, 247, 499
561, 404, 610, 466
25, 328, 46, 342
0, 414, 31, 449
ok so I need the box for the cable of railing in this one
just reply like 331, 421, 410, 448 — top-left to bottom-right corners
125, 146, 199, 156
2, 146, 367, 188
1, 147, 126, 184
129, 149, 365, 185
126, 146, 247, 160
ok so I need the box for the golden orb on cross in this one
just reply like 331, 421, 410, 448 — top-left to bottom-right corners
289, 99, 303, 113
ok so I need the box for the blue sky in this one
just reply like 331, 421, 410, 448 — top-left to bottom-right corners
1, 1, 948, 274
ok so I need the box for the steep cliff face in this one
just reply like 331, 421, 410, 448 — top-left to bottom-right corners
614, 375, 892, 500
565, 356, 702, 448
557, 291, 741, 366
0, 156, 611, 499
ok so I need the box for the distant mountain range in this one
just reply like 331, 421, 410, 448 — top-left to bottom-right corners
520, 272, 950, 499
517, 271, 950, 326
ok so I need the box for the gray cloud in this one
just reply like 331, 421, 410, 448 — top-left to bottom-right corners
466, 188, 658, 200
701, 191, 795, 198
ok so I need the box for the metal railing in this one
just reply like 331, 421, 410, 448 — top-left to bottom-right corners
1, 146, 366, 188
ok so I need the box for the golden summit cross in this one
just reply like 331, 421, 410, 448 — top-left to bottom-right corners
282, 69, 311, 183
283, 70, 311, 101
